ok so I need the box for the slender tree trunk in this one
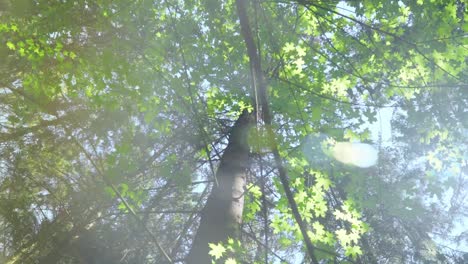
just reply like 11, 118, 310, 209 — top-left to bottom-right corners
235, 0, 318, 262
187, 110, 254, 264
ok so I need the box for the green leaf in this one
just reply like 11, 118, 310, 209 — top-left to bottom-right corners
248, 184, 261, 197
6, 41, 15, 50
119, 183, 129, 196
336, 228, 350, 246
10, 24, 18, 32
208, 243, 226, 260
104, 186, 116, 198
283, 42, 295, 52
345, 245, 363, 258
225, 258, 237, 264
69, 51, 77, 59
278, 236, 292, 247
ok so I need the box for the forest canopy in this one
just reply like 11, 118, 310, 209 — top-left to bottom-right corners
0, 0, 467, 263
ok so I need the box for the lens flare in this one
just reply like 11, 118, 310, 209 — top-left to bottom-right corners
332, 142, 378, 168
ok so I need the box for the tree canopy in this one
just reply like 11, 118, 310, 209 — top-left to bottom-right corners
0, 0, 467, 263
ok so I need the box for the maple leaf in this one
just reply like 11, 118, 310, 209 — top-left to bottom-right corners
336, 228, 351, 246
283, 42, 295, 52
209, 243, 226, 260
297, 46, 306, 57
225, 258, 237, 264
345, 245, 363, 258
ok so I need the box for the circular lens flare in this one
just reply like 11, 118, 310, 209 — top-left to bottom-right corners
332, 142, 378, 168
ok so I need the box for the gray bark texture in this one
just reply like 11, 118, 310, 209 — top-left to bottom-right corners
187, 110, 254, 264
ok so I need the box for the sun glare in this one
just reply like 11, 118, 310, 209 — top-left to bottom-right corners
332, 142, 378, 168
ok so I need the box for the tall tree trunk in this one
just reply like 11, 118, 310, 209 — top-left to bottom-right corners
187, 110, 254, 264
235, 0, 318, 262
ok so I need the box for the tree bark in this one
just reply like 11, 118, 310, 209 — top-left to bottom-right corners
187, 110, 254, 264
